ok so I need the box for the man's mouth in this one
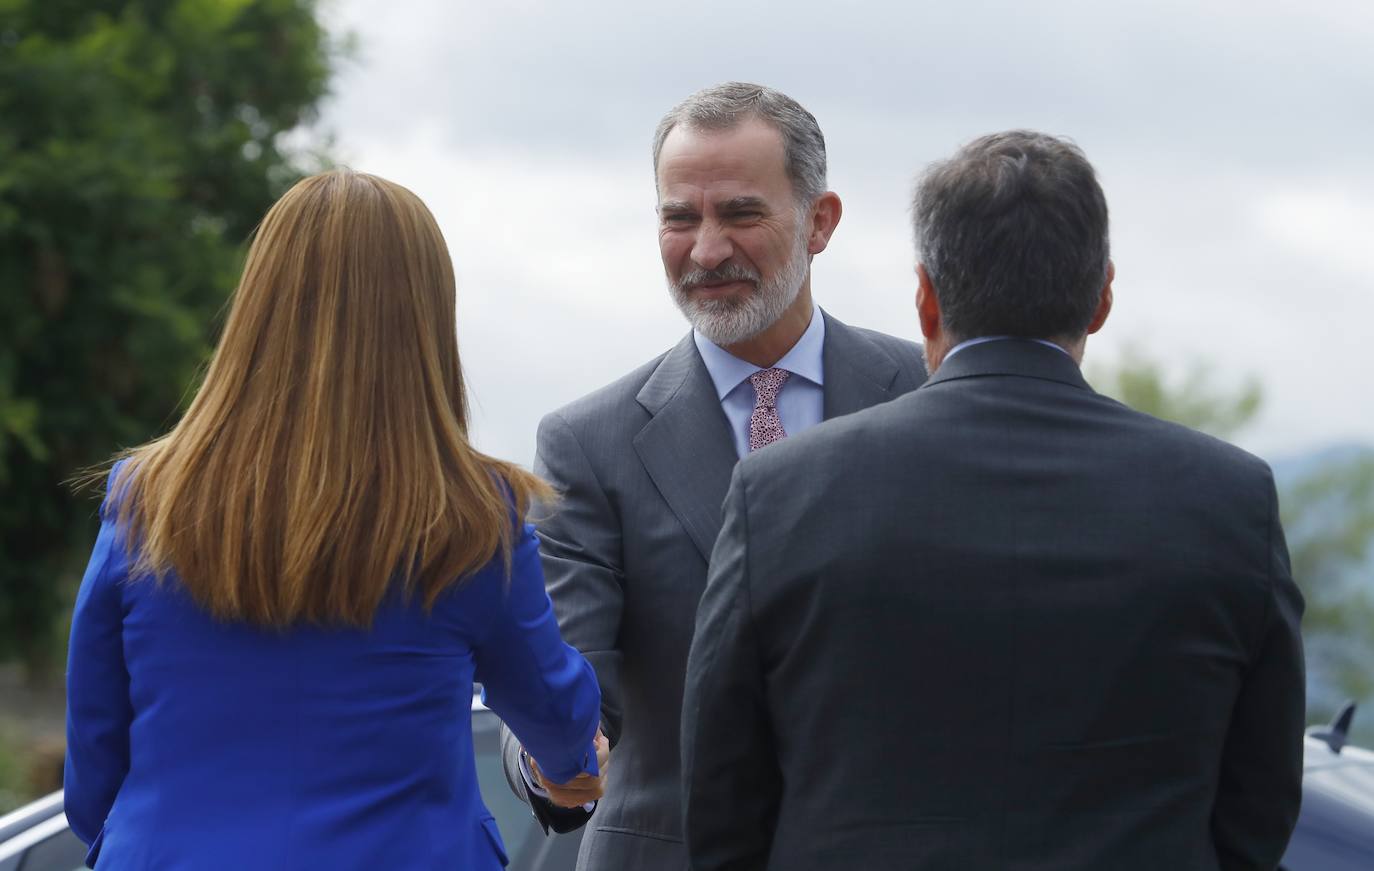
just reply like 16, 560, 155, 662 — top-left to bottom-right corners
691, 279, 755, 295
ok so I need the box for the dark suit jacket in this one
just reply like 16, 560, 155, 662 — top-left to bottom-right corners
682, 339, 1306, 871
500, 311, 927, 869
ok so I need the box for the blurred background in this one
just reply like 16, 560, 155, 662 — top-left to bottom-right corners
2, 0, 1370, 812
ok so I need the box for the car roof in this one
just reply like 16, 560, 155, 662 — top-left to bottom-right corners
0, 792, 63, 845
1305, 736, 1374, 774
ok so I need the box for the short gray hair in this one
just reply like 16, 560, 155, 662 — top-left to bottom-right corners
652, 82, 828, 206
911, 130, 1110, 343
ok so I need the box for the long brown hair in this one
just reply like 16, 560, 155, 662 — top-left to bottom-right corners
105, 169, 550, 627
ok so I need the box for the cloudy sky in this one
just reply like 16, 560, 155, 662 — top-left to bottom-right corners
317, 0, 1373, 468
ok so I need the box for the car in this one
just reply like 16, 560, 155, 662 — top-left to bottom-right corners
3, 699, 1371, 870
1280, 703, 1374, 870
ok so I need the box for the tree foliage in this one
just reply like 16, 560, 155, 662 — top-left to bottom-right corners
1088, 346, 1263, 440
0, 0, 338, 677
1282, 451, 1374, 739
1093, 350, 1374, 744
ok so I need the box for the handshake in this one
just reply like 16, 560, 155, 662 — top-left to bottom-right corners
527, 728, 612, 808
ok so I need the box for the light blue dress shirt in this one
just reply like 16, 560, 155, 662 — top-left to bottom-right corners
693, 306, 827, 459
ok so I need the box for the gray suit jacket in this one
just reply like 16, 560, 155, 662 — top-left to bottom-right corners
682, 339, 1305, 871
500, 310, 926, 870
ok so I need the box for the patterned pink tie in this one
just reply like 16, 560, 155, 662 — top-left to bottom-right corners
748, 368, 791, 452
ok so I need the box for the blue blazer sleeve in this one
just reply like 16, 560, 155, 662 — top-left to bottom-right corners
474, 523, 602, 786
64, 469, 135, 864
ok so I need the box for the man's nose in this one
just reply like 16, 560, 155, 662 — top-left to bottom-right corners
690, 223, 734, 271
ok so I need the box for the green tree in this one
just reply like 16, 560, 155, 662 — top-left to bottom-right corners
1092, 349, 1374, 745
0, 0, 338, 680
1089, 346, 1263, 439
1282, 452, 1374, 743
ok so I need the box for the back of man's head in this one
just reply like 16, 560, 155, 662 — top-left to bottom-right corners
912, 131, 1110, 345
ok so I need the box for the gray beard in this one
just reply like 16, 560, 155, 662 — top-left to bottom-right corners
668, 231, 809, 347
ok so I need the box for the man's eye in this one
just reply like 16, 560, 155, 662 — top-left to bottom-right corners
664, 214, 696, 223
732, 211, 762, 220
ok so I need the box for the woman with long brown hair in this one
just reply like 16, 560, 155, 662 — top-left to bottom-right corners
63, 169, 604, 870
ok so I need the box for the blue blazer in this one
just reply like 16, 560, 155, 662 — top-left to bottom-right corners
64, 467, 601, 870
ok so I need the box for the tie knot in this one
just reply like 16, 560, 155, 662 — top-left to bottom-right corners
749, 368, 790, 408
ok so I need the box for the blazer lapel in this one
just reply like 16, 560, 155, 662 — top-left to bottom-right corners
820, 311, 901, 419
633, 334, 740, 561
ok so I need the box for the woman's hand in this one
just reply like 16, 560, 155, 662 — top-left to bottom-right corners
530, 729, 611, 808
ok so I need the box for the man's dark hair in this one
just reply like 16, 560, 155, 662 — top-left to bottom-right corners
911, 130, 1110, 343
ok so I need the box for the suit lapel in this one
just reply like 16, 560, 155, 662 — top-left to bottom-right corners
633, 334, 740, 561
821, 311, 900, 420
632, 315, 907, 560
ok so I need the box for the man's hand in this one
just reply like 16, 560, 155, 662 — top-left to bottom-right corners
530, 729, 611, 809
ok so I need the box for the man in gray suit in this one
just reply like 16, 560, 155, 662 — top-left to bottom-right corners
500, 82, 927, 869
681, 131, 1306, 870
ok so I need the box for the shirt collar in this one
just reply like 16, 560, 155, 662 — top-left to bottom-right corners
693, 305, 827, 401
944, 335, 1070, 362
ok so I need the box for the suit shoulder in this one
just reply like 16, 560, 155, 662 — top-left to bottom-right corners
832, 319, 928, 383
735, 396, 896, 492
852, 324, 923, 360
1103, 395, 1275, 482
851, 322, 928, 362
540, 349, 669, 434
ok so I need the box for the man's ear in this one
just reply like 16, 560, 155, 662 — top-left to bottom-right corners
806, 192, 842, 256
916, 263, 942, 342
1087, 260, 1114, 335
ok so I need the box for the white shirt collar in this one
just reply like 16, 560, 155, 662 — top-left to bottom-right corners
944, 335, 1071, 362
693, 306, 826, 401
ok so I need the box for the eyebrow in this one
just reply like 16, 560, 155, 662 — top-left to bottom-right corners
720, 196, 768, 211
657, 195, 771, 216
